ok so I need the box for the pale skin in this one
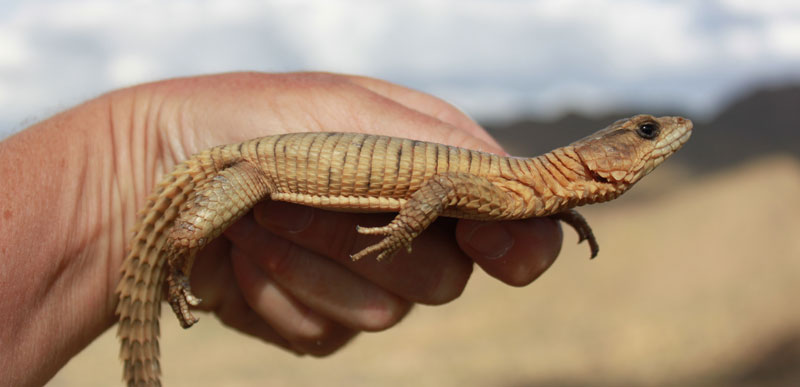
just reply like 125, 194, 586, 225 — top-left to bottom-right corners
0, 72, 562, 386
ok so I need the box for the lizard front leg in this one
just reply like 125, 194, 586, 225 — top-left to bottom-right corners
550, 209, 599, 259
352, 173, 515, 261
165, 161, 271, 328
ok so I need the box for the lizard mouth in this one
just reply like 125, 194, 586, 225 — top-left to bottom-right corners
588, 169, 609, 184
677, 126, 692, 148
660, 118, 693, 155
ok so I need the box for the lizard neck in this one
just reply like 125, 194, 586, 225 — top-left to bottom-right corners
516, 146, 626, 216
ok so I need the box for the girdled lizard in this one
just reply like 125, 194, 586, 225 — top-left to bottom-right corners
116, 114, 692, 386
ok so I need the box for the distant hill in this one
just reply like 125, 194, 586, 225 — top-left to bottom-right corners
483, 84, 800, 173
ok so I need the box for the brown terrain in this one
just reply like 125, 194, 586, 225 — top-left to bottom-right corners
49, 86, 800, 386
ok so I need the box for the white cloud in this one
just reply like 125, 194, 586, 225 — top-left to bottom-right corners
108, 53, 158, 85
719, 0, 800, 16
0, 28, 30, 68
2, 0, 800, 137
768, 21, 800, 59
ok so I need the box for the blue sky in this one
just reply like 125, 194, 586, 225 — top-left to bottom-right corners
2, 0, 800, 137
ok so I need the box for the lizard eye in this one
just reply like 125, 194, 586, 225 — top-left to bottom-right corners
636, 121, 660, 139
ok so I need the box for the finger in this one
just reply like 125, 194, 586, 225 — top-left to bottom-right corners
229, 244, 358, 356
341, 74, 498, 147
251, 201, 474, 305
456, 218, 563, 286
188, 238, 296, 352
225, 213, 411, 332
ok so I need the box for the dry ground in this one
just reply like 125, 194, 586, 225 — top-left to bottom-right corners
49, 155, 800, 387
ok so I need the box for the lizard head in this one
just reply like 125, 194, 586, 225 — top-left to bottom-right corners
573, 114, 692, 186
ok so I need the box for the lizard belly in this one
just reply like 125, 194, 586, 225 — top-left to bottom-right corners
270, 192, 407, 213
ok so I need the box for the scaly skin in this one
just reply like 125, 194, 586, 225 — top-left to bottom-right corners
116, 114, 692, 386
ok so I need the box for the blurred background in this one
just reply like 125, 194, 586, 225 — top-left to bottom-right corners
2, 1, 798, 386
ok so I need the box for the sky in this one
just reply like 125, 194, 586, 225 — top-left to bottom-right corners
1, 0, 800, 138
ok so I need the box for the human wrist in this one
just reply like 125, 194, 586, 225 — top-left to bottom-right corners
0, 94, 131, 385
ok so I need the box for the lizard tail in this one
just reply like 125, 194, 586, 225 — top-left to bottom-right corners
115, 151, 221, 387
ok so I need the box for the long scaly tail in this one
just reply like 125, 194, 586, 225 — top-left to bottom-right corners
115, 151, 220, 386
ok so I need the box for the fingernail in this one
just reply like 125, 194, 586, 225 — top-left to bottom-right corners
464, 222, 514, 259
256, 202, 313, 233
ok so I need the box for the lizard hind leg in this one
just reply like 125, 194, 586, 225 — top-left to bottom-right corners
164, 161, 272, 328
351, 175, 459, 262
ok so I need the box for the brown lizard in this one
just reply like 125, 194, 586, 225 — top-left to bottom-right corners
115, 114, 692, 386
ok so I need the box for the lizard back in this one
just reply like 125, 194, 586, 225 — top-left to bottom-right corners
245, 132, 508, 212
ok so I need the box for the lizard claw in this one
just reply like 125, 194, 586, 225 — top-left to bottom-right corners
167, 268, 201, 328
352, 223, 413, 261
550, 209, 600, 259
355, 224, 392, 235
184, 290, 202, 306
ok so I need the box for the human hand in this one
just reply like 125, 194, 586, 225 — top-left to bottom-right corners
112, 72, 563, 356
0, 72, 563, 385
